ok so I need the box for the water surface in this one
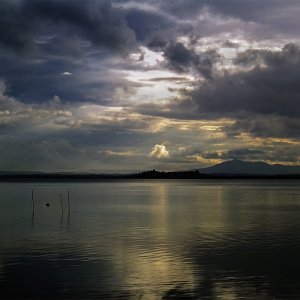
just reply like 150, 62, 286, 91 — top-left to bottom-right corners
1, 180, 300, 299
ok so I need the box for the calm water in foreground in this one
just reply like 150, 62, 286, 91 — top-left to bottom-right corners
1, 180, 300, 299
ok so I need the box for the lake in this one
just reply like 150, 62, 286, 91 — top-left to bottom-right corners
1, 180, 300, 299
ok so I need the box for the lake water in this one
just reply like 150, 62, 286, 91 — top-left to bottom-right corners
1, 180, 300, 299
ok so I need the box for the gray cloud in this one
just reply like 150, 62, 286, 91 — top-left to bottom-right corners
159, 0, 295, 23
1, 0, 298, 58
202, 148, 265, 160
142, 0, 300, 42
0, 0, 289, 106
0, 0, 136, 54
225, 115, 300, 139
189, 44, 300, 120
200, 144, 300, 165
264, 145, 300, 163
163, 42, 221, 78
125, 7, 174, 42
234, 43, 300, 67
0, 0, 143, 105
0, 52, 144, 104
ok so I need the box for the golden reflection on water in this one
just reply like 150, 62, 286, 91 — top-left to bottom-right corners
111, 183, 196, 298
106, 183, 254, 298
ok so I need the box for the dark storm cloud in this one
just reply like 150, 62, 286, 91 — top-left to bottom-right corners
125, 8, 173, 42
0, 54, 141, 104
0, 0, 136, 54
0, 0, 190, 104
0, 55, 80, 102
0, 0, 142, 104
146, 35, 168, 49
1, 0, 299, 56
190, 43, 300, 119
163, 42, 221, 78
0, 0, 33, 54
234, 43, 300, 67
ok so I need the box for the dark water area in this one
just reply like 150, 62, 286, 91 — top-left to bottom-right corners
1, 180, 300, 299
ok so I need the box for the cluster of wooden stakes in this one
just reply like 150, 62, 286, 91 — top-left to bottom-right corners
31, 190, 70, 215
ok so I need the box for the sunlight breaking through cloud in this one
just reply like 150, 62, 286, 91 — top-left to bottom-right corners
149, 144, 170, 159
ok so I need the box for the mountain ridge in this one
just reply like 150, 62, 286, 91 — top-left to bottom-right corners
199, 159, 300, 175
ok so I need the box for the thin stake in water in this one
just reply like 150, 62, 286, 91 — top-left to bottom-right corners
32, 190, 35, 214
67, 191, 70, 214
60, 193, 64, 214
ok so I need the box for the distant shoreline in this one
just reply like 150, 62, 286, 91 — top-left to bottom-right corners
1, 170, 300, 181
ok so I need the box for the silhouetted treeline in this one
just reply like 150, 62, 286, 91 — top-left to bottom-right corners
129, 169, 205, 179
128, 169, 300, 179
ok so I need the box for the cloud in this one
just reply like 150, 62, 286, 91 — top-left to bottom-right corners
175, 43, 300, 138
98, 150, 135, 157
125, 7, 174, 42
0, 53, 142, 104
0, 81, 86, 133
202, 148, 265, 160
224, 114, 300, 139
144, 0, 300, 43
0, 0, 290, 106
222, 40, 240, 49
0, 0, 136, 55
234, 43, 300, 68
159, 0, 295, 24
163, 42, 221, 78
149, 144, 170, 159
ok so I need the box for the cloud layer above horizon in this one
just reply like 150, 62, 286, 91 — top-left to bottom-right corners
1, 0, 300, 172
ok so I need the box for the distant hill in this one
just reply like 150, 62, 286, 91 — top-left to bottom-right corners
199, 159, 300, 175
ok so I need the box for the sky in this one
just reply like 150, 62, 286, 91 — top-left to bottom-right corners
1, 0, 300, 172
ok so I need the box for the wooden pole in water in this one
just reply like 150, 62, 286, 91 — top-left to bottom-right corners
60, 193, 64, 214
32, 190, 35, 214
67, 190, 70, 214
